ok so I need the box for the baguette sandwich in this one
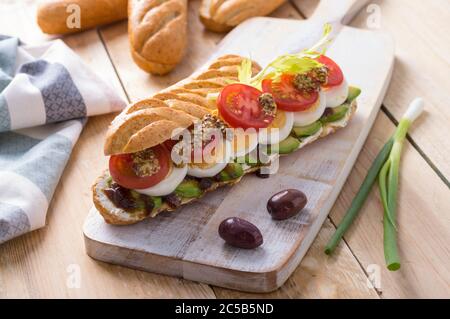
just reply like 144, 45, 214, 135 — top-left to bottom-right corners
92, 27, 361, 225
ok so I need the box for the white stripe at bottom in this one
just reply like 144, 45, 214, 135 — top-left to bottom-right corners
0, 171, 48, 230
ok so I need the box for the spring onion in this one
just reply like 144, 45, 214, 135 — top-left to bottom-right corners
324, 137, 394, 255
380, 98, 424, 271
325, 98, 425, 271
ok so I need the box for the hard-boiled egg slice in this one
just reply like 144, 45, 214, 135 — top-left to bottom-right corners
232, 128, 259, 158
188, 139, 232, 178
293, 91, 327, 127
324, 78, 349, 108
134, 164, 188, 197
258, 110, 294, 145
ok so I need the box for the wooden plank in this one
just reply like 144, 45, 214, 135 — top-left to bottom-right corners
0, 0, 214, 298
214, 219, 378, 298
217, 112, 450, 298
328, 112, 450, 298
292, 0, 450, 298
292, 0, 450, 181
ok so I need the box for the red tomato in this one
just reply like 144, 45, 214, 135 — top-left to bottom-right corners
262, 74, 319, 112
217, 84, 274, 129
316, 55, 344, 87
109, 145, 170, 189
163, 139, 179, 152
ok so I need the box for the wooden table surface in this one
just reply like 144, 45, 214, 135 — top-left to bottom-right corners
0, 0, 449, 298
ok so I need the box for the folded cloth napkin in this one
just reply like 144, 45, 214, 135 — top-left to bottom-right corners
0, 35, 126, 244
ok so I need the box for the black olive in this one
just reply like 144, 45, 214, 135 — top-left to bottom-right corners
198, 178, 214, 190
142, 196, 155, 214
218, 217, 263, 249
267, 189, 307, 220
163, 193, 182, 208
104, 183, 137, 210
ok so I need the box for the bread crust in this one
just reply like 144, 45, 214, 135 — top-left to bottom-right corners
128, 0, 188, 75
37, 0, 128, 35
199, 0, 286, 32
104, 55, 258, 155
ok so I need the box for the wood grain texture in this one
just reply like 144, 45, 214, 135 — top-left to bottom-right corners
214, 219, 378, 298
292, 0, 450, 181
327, 112, 450, 298
0, 0, 448, 298
0, 0, 214, 299
292, 0, 450, 298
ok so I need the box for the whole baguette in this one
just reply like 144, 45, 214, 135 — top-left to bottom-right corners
94, 54, 357, 225
200, 0, 286, 32
37, 0, 128, 35
128, 0, 188, 75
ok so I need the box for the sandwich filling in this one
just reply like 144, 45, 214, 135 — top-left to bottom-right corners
98, 25, 362, 221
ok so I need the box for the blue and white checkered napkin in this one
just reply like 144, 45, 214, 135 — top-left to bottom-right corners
0, 36, 126, 244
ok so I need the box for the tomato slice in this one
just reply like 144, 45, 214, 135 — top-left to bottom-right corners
109, 145, 170, 190
262, 74, 319, 112
316, 55, 344, 87
217, 83, 274, 129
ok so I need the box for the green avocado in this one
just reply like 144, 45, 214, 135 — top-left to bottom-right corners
347, 86, 361, 103
152, 196, 162, 209
235, 153, 259, 167
175, 179, 202, 198
218, 163, 244, 182
292, 121, 323, 138
320, 104, 349, 123
277, 136, 301, 154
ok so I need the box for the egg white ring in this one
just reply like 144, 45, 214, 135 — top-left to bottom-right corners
187, 139, 232, 178
324, 78, 349, 108
133, 164, 188, 197
293, 91, 327, 127
232, 131, 259, 158
258, 111, 294, 145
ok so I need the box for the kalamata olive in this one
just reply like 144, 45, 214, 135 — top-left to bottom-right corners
104, 183, 138, 210
162, 193, 182, 208
198, 177, 214, 190
218, 217, 263, 249
267, 189, 307, 220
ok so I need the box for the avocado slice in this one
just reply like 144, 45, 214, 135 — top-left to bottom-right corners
347, 86, 361, 103
277, 136, 301, 154
152, 196, 162, 209
217, 163, 244, 182
320, 104, 349, 123
292, 121, 322, 138
175, 179, 202, 198
235, 153, 259, 167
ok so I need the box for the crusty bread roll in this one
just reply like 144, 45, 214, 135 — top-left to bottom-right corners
37, 0, 128, 34
104, 54, 259, 155
199, 0, 286, 32
128, 0, 188, 75
94, 54, 357, 225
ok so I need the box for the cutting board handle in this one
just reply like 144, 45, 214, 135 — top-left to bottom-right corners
310, 0, 370, 25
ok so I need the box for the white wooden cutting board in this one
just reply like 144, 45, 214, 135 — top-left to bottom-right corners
83, 1, 394, 292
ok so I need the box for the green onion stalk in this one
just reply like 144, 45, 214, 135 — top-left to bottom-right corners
379, 98, 424, 271
325, 98, 425, 271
